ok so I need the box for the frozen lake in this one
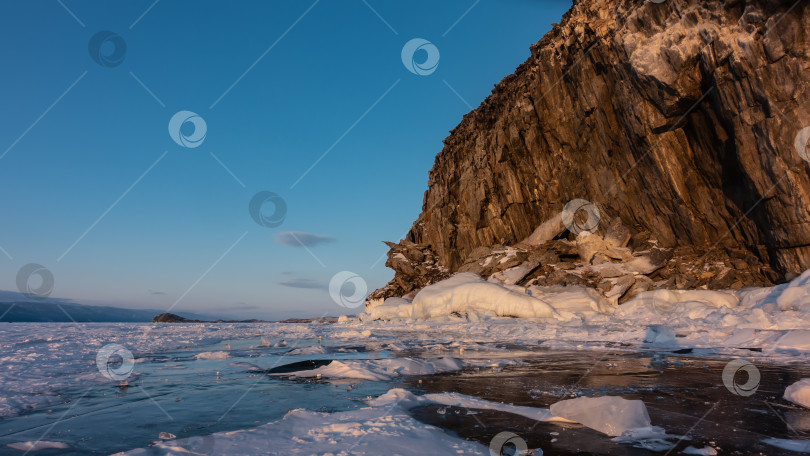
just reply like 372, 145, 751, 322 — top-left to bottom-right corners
1, 322, 809, 455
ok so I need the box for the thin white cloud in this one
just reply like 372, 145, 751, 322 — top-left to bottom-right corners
278, 278, 328, 290
275, 231, 335, 247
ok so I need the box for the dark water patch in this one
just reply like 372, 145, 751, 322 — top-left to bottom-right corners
412, 404, 656, 455
261, 359, 333, 375
405, 351, 810, 455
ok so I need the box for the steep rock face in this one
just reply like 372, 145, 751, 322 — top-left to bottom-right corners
393, 0, 810, 290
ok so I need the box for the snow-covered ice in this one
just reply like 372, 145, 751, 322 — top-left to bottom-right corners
6, 267, 810, 421
682, 445, 718, 455
763, 438, 810, 453
0, 323, 241, 417
276, 358, 464, 381
114, 387, 684, 455
5, 270, 810, 453
194, 351, 230, 360
117, 402, 490, 456
362, 269, 810, 361
368, 388, 570, 423
411, 273, 558, 319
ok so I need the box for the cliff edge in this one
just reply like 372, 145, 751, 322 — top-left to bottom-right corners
370, 0, 810, 310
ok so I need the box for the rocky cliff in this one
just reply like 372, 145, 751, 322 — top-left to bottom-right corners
370, 0, 810, 309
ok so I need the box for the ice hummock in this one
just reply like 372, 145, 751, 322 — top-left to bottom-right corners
785, 379, 810, 408
115, 390, 494, 456
363, 269, 810, 356
549, 396, 652, 437
411, 272, 559, 319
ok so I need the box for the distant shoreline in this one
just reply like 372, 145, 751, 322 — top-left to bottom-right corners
151, 312, 339, 324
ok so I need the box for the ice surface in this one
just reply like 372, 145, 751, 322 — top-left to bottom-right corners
8, 268, 810, 453
0, 323, 251, 418
285, 345, 327, 355
549, 396, 652, 436
276, 357, 464, 381
8, 267, 810, 422
2, 321, 806, 455
369, 388, 573, 423
682, 446, 718, 455
116, 404, 489, 456
785, 379, 810, 408
762, 438, 810, 453
369, 390, 675, 451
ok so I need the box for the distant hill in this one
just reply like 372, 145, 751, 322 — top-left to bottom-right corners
0, 296, 222, 323
152, 312, 263, 323
151, 312, 339, 323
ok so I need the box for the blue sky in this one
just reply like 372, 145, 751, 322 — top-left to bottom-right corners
0, 0, 572, 319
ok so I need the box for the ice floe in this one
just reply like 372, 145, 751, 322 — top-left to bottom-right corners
785, 378, 810, 408
549, 395, 653, 437
273, 358, 464, 381
194, 351, 230, 360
